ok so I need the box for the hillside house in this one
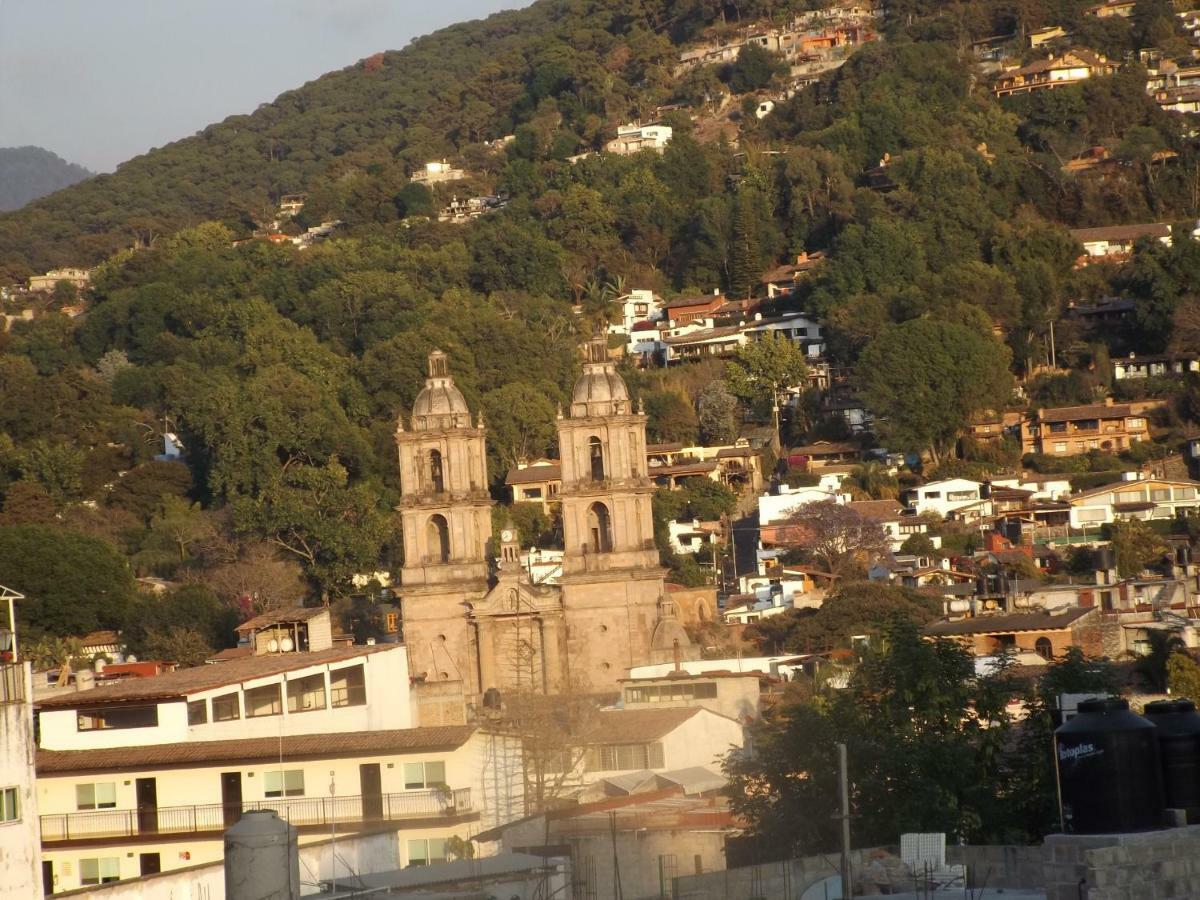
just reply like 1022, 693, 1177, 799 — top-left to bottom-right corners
609, 289, 663, 335
410, 160, 465, 184
1113, 353, 1200, 380
1022, 398, 1162, 455
1155, 86, 1200, 114
1028, 25, 1067, 47
761, 251, 825, 297
504, 461, 561, 511
28, 268, 90, 292
1069, 222, 1173, 263
1086, 0, 1135, 16
605, 122, 672, 155
925, 607, 1100, 660
848, 499, 934, 552
664, 292, 726, 325
900, 478, 990, 520
992, 49, 1115, 97
1068, 476, 1200, 529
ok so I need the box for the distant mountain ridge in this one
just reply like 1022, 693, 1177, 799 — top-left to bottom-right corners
0, 146, 93, 213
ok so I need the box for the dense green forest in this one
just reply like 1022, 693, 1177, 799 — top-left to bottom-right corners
3, 0, 1200, 660
0, 147, 92, 213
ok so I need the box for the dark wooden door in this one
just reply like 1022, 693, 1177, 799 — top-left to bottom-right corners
139, 853, 161, 876
135, 778, 158, 834
360, 763, 383, 822
42, 860, 53, 895
221, 771, 243, 827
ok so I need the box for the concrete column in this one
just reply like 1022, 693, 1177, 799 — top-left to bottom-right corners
477, 620, 496, 693
541, 616, 563, 692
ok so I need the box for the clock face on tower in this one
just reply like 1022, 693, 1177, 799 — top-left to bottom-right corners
501, 529, 513, 542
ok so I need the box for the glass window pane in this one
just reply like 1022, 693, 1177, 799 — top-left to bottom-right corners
1, 786, 19, 821
424, 761, 445, 787
212, 692, 240, 721
187, 700, 207, 725
330, 665, 365, 708
429, 838, 448, 862
403, 763, 425, 790
286, 674, 326, 713
284, 770, 305, 796
407, 840, 428, 865
96, 783, 116, 808
245, 684, 282, 718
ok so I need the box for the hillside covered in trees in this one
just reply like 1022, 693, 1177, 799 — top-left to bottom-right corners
0, 146, 92, 213
4, 0, 1200, 663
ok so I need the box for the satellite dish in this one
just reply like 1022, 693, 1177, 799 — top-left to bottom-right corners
267, 638, 280, 653
280, 636, 294, 652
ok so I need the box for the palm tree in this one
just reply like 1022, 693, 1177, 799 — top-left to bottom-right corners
850, 461, 898, 500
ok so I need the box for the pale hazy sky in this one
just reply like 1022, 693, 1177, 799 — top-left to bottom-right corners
0, 0, 525, 173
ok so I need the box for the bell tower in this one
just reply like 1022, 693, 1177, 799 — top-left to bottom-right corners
556, 338, 677, 690
396, 350, 492, 715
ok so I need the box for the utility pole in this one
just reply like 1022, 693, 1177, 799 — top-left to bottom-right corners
837, 742, 853, 899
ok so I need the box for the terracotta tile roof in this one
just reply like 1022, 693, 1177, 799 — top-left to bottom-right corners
505, 464, 561, 485
924, 607, 1094, 637
206, 647, 253, 663
1038, 402, 1133, 422
650, 460, 719, 476
79, 630, 121, 648
583, 707, 706, 743
666, 294, 724, 310
1069, 223, 1171, 244
789, 442, 860, 456
647, 442, 684, 453
36, 726, 476, 774
715, 447, 754, 458
37, 645, 394, 708
236, 606, 327, 633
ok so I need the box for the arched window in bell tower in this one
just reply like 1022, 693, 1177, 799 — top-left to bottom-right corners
428, 449, 445, 493
426, 514, 451, 563
589, 436, 605, 482
587, 502, 613, 554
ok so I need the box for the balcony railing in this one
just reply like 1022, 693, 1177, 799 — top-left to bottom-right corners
40, 787, 472, 843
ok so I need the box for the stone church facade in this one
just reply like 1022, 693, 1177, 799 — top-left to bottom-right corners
396, 344, 694, 724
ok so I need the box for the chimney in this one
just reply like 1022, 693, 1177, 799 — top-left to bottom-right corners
1104, 396, 1114, 407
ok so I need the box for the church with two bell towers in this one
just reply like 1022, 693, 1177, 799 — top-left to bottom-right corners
394, 342, 695, 724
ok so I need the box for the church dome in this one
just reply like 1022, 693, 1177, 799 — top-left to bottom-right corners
409, 350, 474, 430
570, 339, 633, 418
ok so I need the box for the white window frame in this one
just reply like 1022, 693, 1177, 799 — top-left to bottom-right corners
0, 786, 19, 823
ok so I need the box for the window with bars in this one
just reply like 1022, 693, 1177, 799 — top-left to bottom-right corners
584, 742, 665, 771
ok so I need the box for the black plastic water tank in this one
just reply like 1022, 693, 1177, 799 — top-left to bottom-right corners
1143, 698, 1200, 820
1055, 697, 1164, 834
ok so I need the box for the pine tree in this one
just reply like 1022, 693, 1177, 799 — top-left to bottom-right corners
728, 189, 759, 300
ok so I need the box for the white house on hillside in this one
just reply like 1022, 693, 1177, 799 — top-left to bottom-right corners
900, 478, 990, 519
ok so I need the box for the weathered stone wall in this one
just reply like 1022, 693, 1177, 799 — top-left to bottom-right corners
1044, 827, 1200, 900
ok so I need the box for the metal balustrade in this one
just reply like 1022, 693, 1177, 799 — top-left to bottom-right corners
40, 787, 472, 842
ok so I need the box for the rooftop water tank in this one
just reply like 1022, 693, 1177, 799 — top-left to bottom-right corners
224, 810, 299, 900
1143, 698, 1200, 822
1055, 697, 1164, 834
